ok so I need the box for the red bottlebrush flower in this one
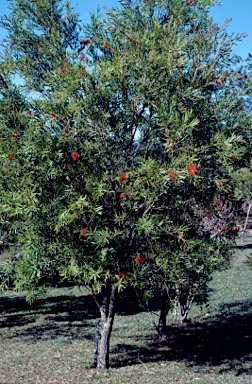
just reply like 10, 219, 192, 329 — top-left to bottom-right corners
7, 155, 14, 161
187, 163, 198, 175
135, 254, 146, 263
230, 156, 236, 161
80, 53, 86, 61
80, 39, 90, 45
186, 0, 194, 5
118, 172, 126, 180
49, 113, 57, 120
221, 227, 227, 231
80, 227, 89, 235
117, 272, 128, 279
102, 41, 109, 49
119, 193, 127, 200
168, 171, 178, 180
60, 66, 66, 73
128, 37, 137, 44
70, 151, 80, 161
229, 193, 234, 197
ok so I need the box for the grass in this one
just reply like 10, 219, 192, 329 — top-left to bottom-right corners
0, 237, 251, 383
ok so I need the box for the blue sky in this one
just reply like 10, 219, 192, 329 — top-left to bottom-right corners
0, 0, 251, 58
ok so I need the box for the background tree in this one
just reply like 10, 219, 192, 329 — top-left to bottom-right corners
0, 0, 250, 369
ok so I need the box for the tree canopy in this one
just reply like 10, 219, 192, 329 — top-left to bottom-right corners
0, 0, 251, 369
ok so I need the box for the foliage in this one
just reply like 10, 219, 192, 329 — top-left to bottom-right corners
0, 0, 251, 369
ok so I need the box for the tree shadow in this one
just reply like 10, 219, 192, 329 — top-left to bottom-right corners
0, 288, 144, 343
111, 299, 252, 376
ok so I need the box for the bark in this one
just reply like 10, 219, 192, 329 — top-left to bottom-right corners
93, 280, 116, 370
158, 291, 169, 341
158, 306, 168, 341
92, 320, 100, 368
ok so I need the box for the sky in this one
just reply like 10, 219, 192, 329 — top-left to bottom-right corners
0, 0, 251, 58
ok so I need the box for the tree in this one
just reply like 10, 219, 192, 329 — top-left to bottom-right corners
0, 0, 250, 369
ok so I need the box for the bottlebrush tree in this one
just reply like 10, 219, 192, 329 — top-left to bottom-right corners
0, 0, 251, 369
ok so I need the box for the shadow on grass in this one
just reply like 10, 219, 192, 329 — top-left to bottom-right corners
0, 291, 251, 375
111, 299, 252, 376
0, 289, 144, 344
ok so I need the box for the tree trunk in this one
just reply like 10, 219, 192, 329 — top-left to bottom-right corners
93, 280, 116, 370
158, 290, 169, 341
158, 305, 168, 341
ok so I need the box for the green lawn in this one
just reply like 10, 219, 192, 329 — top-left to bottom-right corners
0, 238, 251, 383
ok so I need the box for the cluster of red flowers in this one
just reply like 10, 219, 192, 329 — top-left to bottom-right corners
70, 151, 80, 161
182, 0, 194, 5
119, 193, 127, 200
118, 172, 126, 180
102, 41, 109, 49
80, 39, 90, 45
7, 155, 14, 161
128, 37, 137, 44
187, 163, 198, 175
80, 227, 89, 235
135, 254, 145, 263
168, 171, 178, 180
117, 272, 128, 279
230, 156, 236, 162
60, 66, 66, 73
80, 54, 86, 61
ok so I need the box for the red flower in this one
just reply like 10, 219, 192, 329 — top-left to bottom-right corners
221, 227, 227, 231
80, 54, 86, 61
7, 155, 14, 161
182, 0, 194, 5
11, 132, 18, 137
168, 171, 178, 180
118, 172, 126, 180
102, 41, 109, 49
230, 156, 236, 161
49, 113, 57, 120
187, 163, 198, 175
119, 193, 127, 200
60, 66, 66, 73
128, 37, 137, 44
80, 227, 89, 235
117, 272, 128, 279
70, 151, 80, 161
80, 39, 90, 45
135, 254, 146, 263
